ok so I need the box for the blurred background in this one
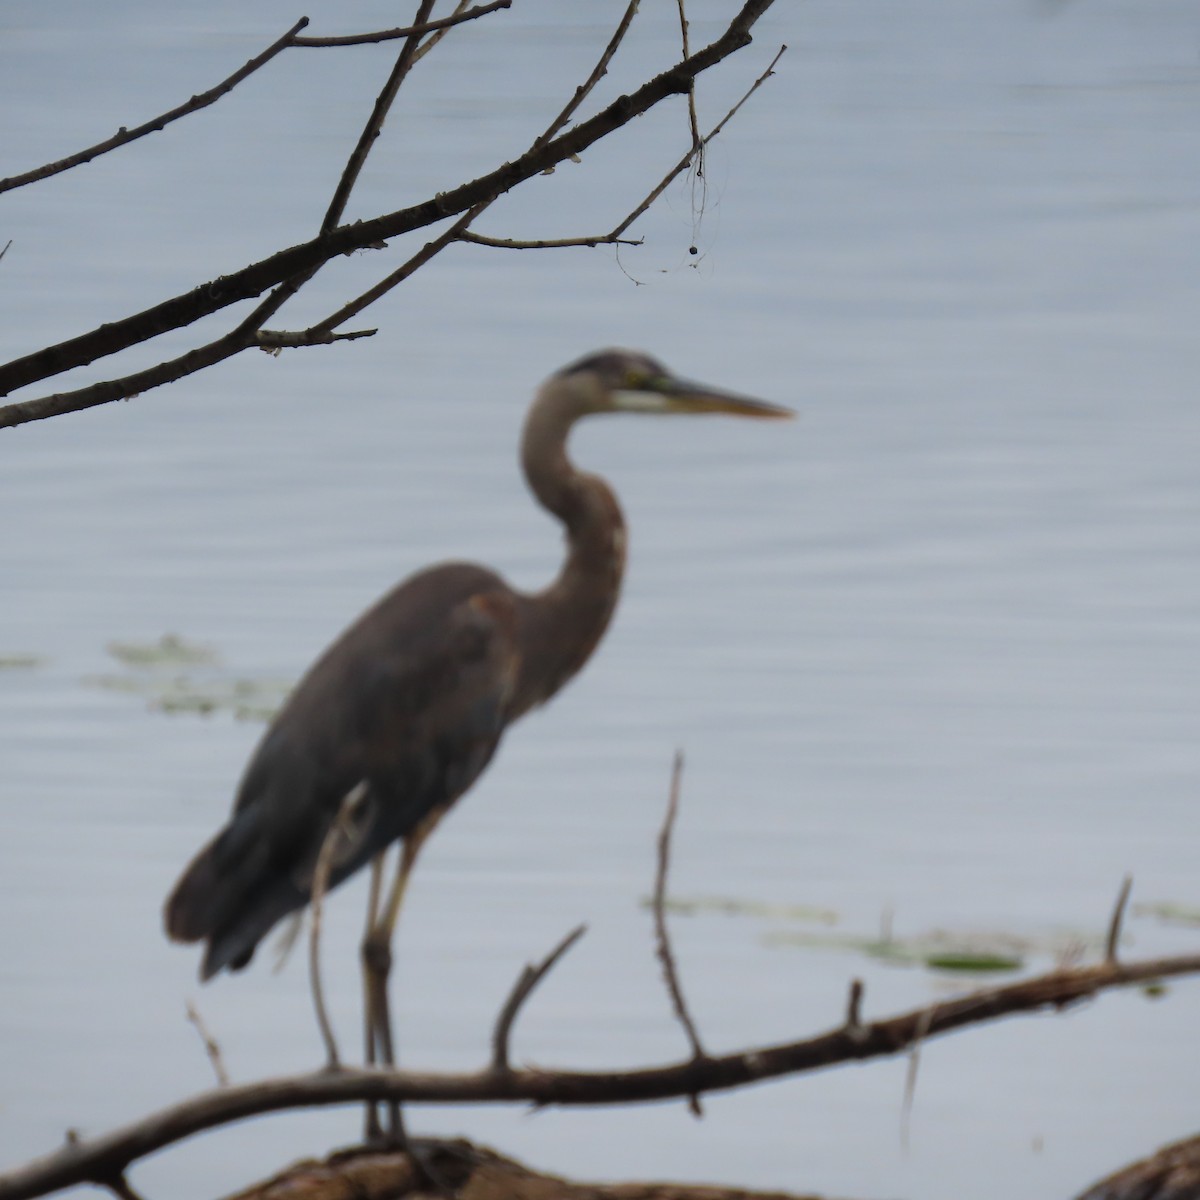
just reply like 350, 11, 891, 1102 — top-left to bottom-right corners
2, 2, 1198, 1198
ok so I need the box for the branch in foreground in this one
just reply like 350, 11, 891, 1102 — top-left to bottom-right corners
312, 0, 648, 335
2, 949, 1195, 1200
490, 924, 587, 1072
0, 19, 311, 196
651, 752, 706, 1119
457, 231, 643, 251
1105, 873, 1133, 962
184, 1002, 229, 1089
533, 0, 641, 154
319, 0, 436, 238
291, 2, 512, 48
0, 22, 780, 429
0, 0, 775, 416
0, 5, 517, 195
609, 42, 787, 249
255, 328, 377, 351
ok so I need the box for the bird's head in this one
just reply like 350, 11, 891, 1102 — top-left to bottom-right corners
552, 348, 793, 422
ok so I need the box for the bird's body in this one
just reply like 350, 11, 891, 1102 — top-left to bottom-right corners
167, 562, 520, 977
164, 349, 789, 1144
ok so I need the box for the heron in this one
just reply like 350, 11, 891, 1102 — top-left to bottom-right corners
164, 348, 791, 1145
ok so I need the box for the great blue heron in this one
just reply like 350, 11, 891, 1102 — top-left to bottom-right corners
164, 348, 791, 1144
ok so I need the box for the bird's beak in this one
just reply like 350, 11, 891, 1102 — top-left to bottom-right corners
613, 375, 794, 420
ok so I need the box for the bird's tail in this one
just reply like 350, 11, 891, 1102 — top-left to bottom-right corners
163, 843, 221, 945
164, 809, 305, 980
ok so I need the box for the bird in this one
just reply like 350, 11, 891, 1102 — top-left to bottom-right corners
164, 348, 792, 1144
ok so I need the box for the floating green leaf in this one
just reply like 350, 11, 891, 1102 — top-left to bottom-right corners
1133, 901, 1200, 928
107, 633, 219, 668
646, 893, 839, 925
766, 922, 1089, 978
0, 653, 46, 670
86, 635, 292, 722
924, 952, 1023, 974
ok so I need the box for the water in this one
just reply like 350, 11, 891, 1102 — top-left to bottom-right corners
2, 2, 1199, 1198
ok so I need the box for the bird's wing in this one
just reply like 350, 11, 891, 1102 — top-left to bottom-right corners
164, 567, 521, 975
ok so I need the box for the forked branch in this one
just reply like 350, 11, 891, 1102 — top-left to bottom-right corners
0, 0, 779, 426
491, 924, 587, 1072
2, 946, 1196, 1200
292, 2, 512, 48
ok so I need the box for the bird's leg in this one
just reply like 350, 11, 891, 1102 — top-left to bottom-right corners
360, 849, 389, 1144
362, 810, 442, 1149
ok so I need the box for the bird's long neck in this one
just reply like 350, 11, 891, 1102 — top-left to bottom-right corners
512, 390, 627, 717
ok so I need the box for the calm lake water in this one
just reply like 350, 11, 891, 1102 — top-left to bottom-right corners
2, 3, 1199, 1199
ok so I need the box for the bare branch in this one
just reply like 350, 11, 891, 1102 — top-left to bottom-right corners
310, 209, 481, 334
255, 328, 377, 351
3, 949, 1197, 1200
844, 979, 866, 1041
292, 2, 511, 48
899, 1004, 935, 1152
459, 42, 781, 265
1106, 874, 1134, 964
652, 752, 708, 1100
675, 0, 703, 158
0, 19, 310, 196
458, 232, 643, 251
491, 924, 587, 1073
320, 1, 437, 237
184, 1003, 230, 1088
0, 328, 255, 427
611, 43, 787, 245
0, 4, 774, 418
533, 1, 641, 151
411, 1, 474, 67
236, 2, 443, 352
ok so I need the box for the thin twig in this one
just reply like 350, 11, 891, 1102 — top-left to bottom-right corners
0, 240, 11, 264
292, 2, 510, 48
1106, 874, 1134, 963
412, 0, 473, 67
456, 48, 782, 264
675, 0, 703, 157
184, 1002, 230, 1087
844, 978, 866, 1042
457, 232, 643, 250
255, 327, 377, 351
491, 924, 587, 1073
532, 1, 642, 151
319, 0, 644, 330
899, 1003, 935, 1153
309, 210, 480, 334
238, 4, 482, 346
309, 783, 370, 1069
653, 752, 706, 1117
0, 19, 310, 196
611, 43, 787, 246
321, 0, 437, 236
241, 0, 441, 345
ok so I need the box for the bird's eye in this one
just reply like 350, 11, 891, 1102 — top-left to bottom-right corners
622, 370, 646, 391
